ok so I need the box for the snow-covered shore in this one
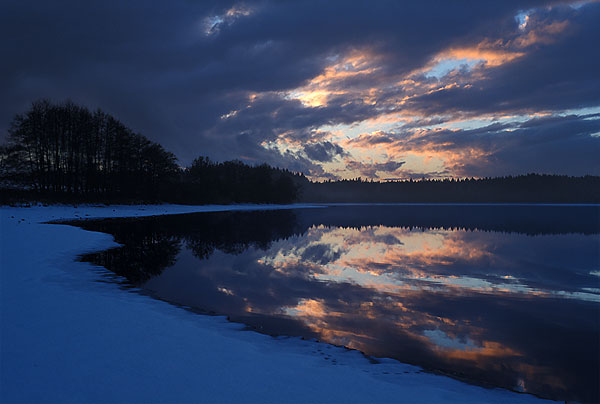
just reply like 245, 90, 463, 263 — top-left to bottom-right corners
0, 204, 548, 403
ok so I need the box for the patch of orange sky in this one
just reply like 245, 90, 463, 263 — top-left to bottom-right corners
239, 12, 575, 180
284, 50, 382, 108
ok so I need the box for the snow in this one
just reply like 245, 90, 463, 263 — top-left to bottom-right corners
0, 204, 549, 403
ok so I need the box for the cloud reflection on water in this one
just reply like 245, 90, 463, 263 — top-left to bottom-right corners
77, 206, 600, 402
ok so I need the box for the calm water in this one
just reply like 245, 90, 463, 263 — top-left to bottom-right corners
74, 205, 600, 403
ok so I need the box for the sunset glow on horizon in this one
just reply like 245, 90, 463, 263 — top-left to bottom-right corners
1, 0, 598, 180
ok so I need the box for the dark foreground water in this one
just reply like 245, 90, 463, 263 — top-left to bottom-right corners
74, 205, 600, 403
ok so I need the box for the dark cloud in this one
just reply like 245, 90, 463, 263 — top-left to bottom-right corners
346, 160, 406, 179
1, 0, 597, 177
404, 4, 600, 117
393, 114, 600, 177
303, 141, 347, 162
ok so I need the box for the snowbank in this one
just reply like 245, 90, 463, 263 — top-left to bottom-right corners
0, 204, 548, 403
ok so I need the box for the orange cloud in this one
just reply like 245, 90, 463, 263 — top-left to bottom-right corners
513, 20, 569, 47
284, 49, 382, 107
436, 42, 525, 68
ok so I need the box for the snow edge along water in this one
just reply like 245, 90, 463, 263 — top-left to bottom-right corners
0, 204, 551, 403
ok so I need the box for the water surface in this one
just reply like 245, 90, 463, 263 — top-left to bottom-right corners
75, 205, 600, 403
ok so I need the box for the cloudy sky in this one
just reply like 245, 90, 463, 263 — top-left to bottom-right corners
1, 0, 599, 180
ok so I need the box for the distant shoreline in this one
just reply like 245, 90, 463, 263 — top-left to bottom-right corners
0, 204, 550, 403
2, 200, 600, 207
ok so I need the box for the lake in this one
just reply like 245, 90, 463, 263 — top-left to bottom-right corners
74, 205, 600, 403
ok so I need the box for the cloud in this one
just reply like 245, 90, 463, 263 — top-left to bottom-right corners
345, 131, 400, 148
0, 0, 598, 178
383, 114, 600, 177
403, 4, 600, 117
303, 141, 347, 162
346, 160, 406, 179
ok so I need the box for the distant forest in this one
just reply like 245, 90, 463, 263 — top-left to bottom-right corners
300, 175, 600, 203
1, 100, 599, 204
0, 100, 302, 204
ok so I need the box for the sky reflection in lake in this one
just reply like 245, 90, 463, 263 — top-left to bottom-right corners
76, 205, 600, 403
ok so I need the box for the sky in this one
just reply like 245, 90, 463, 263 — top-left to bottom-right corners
1, 0, 599, 181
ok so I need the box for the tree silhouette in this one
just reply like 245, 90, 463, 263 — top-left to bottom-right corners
1, 99, 598, 204
1, 99, 179, 201
0, 100, 302, 204
299, 174, 600, 203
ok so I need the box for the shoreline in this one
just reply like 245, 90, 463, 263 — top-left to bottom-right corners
1, 204, 548, 403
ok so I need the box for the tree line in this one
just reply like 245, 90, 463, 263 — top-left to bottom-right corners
0, 100, 302, 204
179, 157, 302, 204
1, 99, 599, 204
299, 175, 600, 203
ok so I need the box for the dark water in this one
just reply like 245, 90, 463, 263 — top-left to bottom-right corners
74, 205, 600, 403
